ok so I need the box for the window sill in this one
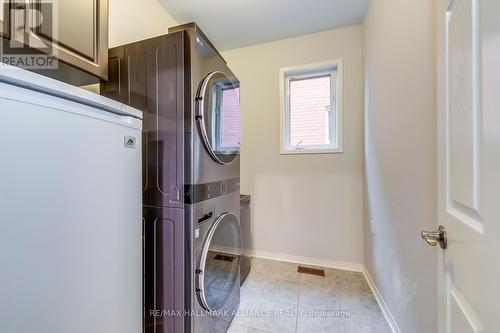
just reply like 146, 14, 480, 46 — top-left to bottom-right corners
280, 148, 344, 155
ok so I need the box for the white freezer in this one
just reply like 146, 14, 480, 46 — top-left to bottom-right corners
0, 67, 143, 333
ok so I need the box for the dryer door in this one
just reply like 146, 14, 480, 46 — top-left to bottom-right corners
197, 213, 241, 311
196, 71, 242, 165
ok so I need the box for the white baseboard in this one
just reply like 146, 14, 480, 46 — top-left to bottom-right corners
247, 249, 364, 272
210, 246, 363, 272
362, 266, 401, 333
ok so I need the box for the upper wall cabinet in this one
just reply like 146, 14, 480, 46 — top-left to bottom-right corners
1, 0, 108, 82
1, 2, 9, 39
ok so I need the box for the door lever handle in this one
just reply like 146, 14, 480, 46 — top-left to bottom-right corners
421, 225, 447, 249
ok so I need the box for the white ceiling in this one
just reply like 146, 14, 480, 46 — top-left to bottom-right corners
158, 0, 369, 50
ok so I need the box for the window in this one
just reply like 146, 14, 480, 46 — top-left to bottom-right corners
280, 60, 343, 154
212, 83, 241, 153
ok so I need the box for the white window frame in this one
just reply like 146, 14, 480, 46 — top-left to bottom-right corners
279, 59, 343, 155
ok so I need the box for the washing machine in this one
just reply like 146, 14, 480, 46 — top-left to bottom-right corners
185, 191, 241, 333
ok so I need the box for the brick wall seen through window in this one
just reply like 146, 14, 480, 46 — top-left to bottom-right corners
289, 75, 331, 146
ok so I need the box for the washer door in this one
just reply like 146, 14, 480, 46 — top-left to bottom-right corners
196, 71, 242, 165
197, 213, 241, 311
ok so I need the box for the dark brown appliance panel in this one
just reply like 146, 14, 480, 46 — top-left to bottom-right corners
143, 207, 185, 333
103, 32, 185, 208
102, 32, 186, 333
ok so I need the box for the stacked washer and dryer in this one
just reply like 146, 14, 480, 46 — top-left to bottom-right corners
102, 23, 243, 333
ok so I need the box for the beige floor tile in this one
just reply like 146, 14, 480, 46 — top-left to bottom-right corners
250, 258, 301, 282
343, 316, 392, 333
336, 275, 372, 294
296, 306, 346, 333
237, 258, 390, 333
227, 323, 272, 333
231, 292, 298, 333
299, 282, 342, 310
242, 274, 300, 305
340, 292, 381, 317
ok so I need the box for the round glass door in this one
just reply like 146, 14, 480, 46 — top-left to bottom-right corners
196, 71, 242, 165
197, 213, 241, 311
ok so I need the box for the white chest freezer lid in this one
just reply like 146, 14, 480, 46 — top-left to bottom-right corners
0, 65, 142, 120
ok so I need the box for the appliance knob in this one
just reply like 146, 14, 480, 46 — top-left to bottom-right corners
220, 181, 228, 195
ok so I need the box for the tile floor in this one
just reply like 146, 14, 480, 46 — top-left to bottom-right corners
227, 258, 391, 333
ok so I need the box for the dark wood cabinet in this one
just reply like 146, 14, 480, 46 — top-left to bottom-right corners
1, 0, 108, 84
1, 2, 9, 39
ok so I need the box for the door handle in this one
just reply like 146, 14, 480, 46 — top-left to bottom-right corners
198, 212, 213, 224
421, 225, 447, 249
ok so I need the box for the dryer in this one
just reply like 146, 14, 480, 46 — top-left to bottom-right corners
170, 23, 242, 187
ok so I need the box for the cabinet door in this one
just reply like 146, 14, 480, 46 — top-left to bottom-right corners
30, 0, 108, 80
0, 1, 9, 39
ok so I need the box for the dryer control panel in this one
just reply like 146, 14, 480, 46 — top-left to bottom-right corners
185, 178, 240, 204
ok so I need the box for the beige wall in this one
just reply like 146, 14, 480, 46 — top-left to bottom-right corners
108, 0, 178, 47
363, 0, 437, 332
222, 25, 364, 265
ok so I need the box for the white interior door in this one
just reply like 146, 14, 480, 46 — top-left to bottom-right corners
436, 0, 500, 332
